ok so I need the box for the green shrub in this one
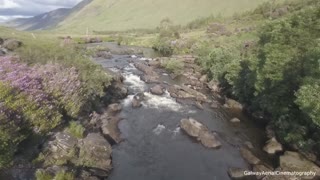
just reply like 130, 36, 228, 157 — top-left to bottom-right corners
161, 58, 184, 74
67, 121, 85, 139
35, 170, 53, 180
54, 171, 74, 180
152, 39, 173, 56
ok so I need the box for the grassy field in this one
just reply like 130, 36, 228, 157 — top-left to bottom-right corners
56, 0, 268, 33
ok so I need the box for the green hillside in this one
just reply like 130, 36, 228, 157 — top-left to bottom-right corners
56, 0, 267, 33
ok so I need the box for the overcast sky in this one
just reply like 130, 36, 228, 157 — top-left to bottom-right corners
0, 0, 82, 22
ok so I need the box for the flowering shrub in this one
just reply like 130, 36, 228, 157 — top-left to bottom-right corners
35, 64, 86, 118
0, 56, 62, 131
0, 56, 93, 167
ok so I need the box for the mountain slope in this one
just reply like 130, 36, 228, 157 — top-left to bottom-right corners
56, 0, 267, 33
6, 0, 93, 31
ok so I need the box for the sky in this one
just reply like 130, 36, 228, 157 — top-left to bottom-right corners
0, 0, 82, 22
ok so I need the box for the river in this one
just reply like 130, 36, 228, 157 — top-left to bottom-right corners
89, 42, 269, 180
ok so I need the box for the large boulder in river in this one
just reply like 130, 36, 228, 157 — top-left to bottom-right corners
263, 137, 283, 155
134, 62, 157, 76
150, 85, 165, 95
101, 116, 122, 144
180, 118, 221, 149
78, 133, 112, 177
3, 39, 22, 51
280, 151, 320, 179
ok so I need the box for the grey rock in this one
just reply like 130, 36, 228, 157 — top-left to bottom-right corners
78, 133, 112, 174
228, 168, 247, 179
263, 137, 283, 155
150, 85, 165, 95
180, 118, 221, 149
107, 103, 122, 114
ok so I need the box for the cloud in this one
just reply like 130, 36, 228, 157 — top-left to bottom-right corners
0, 0, 82, 19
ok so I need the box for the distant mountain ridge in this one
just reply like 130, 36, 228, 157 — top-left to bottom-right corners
6, 0, 267, 32
6, 0, 93, 31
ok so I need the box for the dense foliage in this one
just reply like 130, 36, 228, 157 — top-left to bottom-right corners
198, 5, 320, 152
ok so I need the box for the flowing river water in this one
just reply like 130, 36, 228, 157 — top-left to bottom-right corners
89, 42, 270, 180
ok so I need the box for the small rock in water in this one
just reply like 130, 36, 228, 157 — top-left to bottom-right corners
194, 101, 204, 110
263, 137, 283, 155
210, 102, 219, 109
108, 103, 122, 114
230, 118, 241, 123
131, 55, 137, 58
244, 141, 254, 149
150, 85, 165, 95
132, 93, 144, 108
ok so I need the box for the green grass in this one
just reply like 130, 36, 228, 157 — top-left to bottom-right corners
55, 0, 268, 33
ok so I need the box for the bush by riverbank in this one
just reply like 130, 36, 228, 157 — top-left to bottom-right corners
196, 1, 320, 155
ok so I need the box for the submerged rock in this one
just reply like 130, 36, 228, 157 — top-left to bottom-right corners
263, 137, 283, 155
228, 168, 247, 179
240, 147, 260, 165
180, 118, 221, 149
280, 151, 320, 179
150, 85, 165, 95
